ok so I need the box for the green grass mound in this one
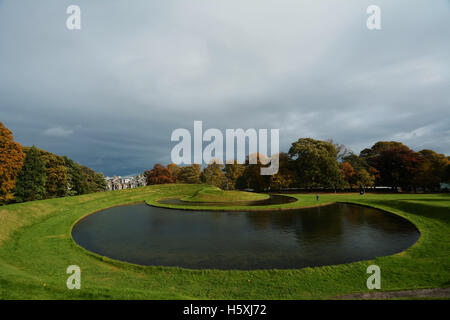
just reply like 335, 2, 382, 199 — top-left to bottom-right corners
181, 185, 269, 203
0, 183, 448, 299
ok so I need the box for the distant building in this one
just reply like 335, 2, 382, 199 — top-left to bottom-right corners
440, 183, 450, 191
105, 174, 146, 191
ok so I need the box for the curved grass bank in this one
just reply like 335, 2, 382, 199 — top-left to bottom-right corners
0, 184, 449, 299
180, 186, 270, 203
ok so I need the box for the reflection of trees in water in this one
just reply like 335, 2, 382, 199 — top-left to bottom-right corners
290, 206, 344, 246
245, 212, 273, 230
158, 195, 295, 207
243, 203, 417, 247
244, 204, 346, 246
77, 203, 420, 269
147, 203, 415, 248
344, 204, 368, 225
344, 204, 415, 235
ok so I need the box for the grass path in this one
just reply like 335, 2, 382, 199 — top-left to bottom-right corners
0, 184, 449, 299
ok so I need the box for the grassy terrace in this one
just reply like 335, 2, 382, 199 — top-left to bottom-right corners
180, 186, 269, 203
0, 184, 449, 299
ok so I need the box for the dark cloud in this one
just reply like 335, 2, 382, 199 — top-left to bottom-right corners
1, 0, 449, 176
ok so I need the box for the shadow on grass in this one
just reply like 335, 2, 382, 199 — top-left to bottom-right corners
359, 199, 450, 224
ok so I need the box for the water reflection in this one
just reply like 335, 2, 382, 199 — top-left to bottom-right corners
158, 194, 297, 207
72, 203, 419, 270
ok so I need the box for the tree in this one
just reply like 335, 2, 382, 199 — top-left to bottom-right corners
288, 138, 343, 190
414, 150, 449, 191
0, 122, 25, 204
339, 153, 378, 191
202, 160, 227, 188
167, 163, 181, 182
177, 164, 202, 184
224, 161, 245, 190
444, 163, 450, 184
355, 168, 375, 190
93, 172, 108, 192
342, 152, 369, 171
145, 164, 175, 185
327, 139, 350, 161
360, 141, 406, 159
240, 153, 271, 192
362, 142, 422, 191
38, 149, 67, 198
269, 152, 295, 191
340, 161, 355, 190
14, 146, 46, 202
64, 156, 84, 196
80, 166, 108, 192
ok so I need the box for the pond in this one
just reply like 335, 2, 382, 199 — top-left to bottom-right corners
72, 203, 419, 270
158, 194, 297, 207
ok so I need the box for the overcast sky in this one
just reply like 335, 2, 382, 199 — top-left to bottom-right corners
1, 0, 449, 176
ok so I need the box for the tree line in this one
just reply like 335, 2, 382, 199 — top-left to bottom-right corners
145, 138, 450, 192
0, 122, 107, 204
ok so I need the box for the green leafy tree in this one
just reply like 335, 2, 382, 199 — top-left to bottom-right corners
328, 139, 350, 161
342, 152, 369, 171
342, 152, 378, 190
14, 146, 46, 202
38, 149, 67, 198
414, 150, 449, 191
93, 172, 108, 192
63, 156, 84, 196
269, 152, 295, 191
224, 161, 245, 190
288, 138, 343, 190
80, 166, 107, 193
355, 168, 375, 190
202, 160, 227, 188
167, 163, 181, 183
178, 164, 202, 184
240, 153, 271, 192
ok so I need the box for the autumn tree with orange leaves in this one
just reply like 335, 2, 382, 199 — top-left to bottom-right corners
145, 163, 175, 185
340, 161, 355, 190
0, 122, 25, 204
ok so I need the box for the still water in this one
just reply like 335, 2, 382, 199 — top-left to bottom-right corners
158, 194, 297, 206
72, 203, 419, 270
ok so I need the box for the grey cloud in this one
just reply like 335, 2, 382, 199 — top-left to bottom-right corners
43, 126, 74, 137
0, 0, 449, 176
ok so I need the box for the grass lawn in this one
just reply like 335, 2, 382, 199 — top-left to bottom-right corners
0, 184, 449, 299
180, 185, 269, 202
